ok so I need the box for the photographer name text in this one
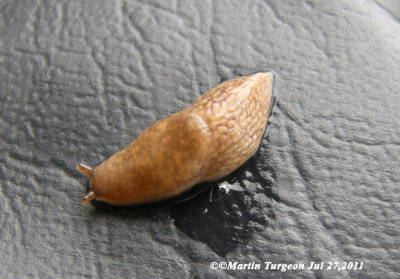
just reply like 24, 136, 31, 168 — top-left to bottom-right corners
210, 261, 364, 272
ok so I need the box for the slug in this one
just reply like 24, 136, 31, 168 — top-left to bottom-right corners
77, 72, 273, 206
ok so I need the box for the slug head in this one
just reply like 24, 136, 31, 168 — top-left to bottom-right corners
76, 111, 212, 206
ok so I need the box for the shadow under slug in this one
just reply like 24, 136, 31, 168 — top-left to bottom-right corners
87, 141, 278, 257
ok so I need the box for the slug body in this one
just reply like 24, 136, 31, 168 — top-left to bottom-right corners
78, 72, 273, 206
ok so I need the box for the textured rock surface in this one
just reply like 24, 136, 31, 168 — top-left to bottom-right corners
0, 0, 399, 278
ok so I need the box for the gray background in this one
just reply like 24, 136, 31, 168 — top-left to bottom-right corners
1, 0, 399, 278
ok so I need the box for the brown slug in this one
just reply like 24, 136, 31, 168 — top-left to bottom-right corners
77, 72, 274, 206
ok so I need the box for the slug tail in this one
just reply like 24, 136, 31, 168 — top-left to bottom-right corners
81, 190, 96, 204
77, 163, 93, 178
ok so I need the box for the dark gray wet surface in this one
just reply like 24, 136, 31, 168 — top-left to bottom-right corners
170, 146, 279, 257
1, 1, 400, 278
